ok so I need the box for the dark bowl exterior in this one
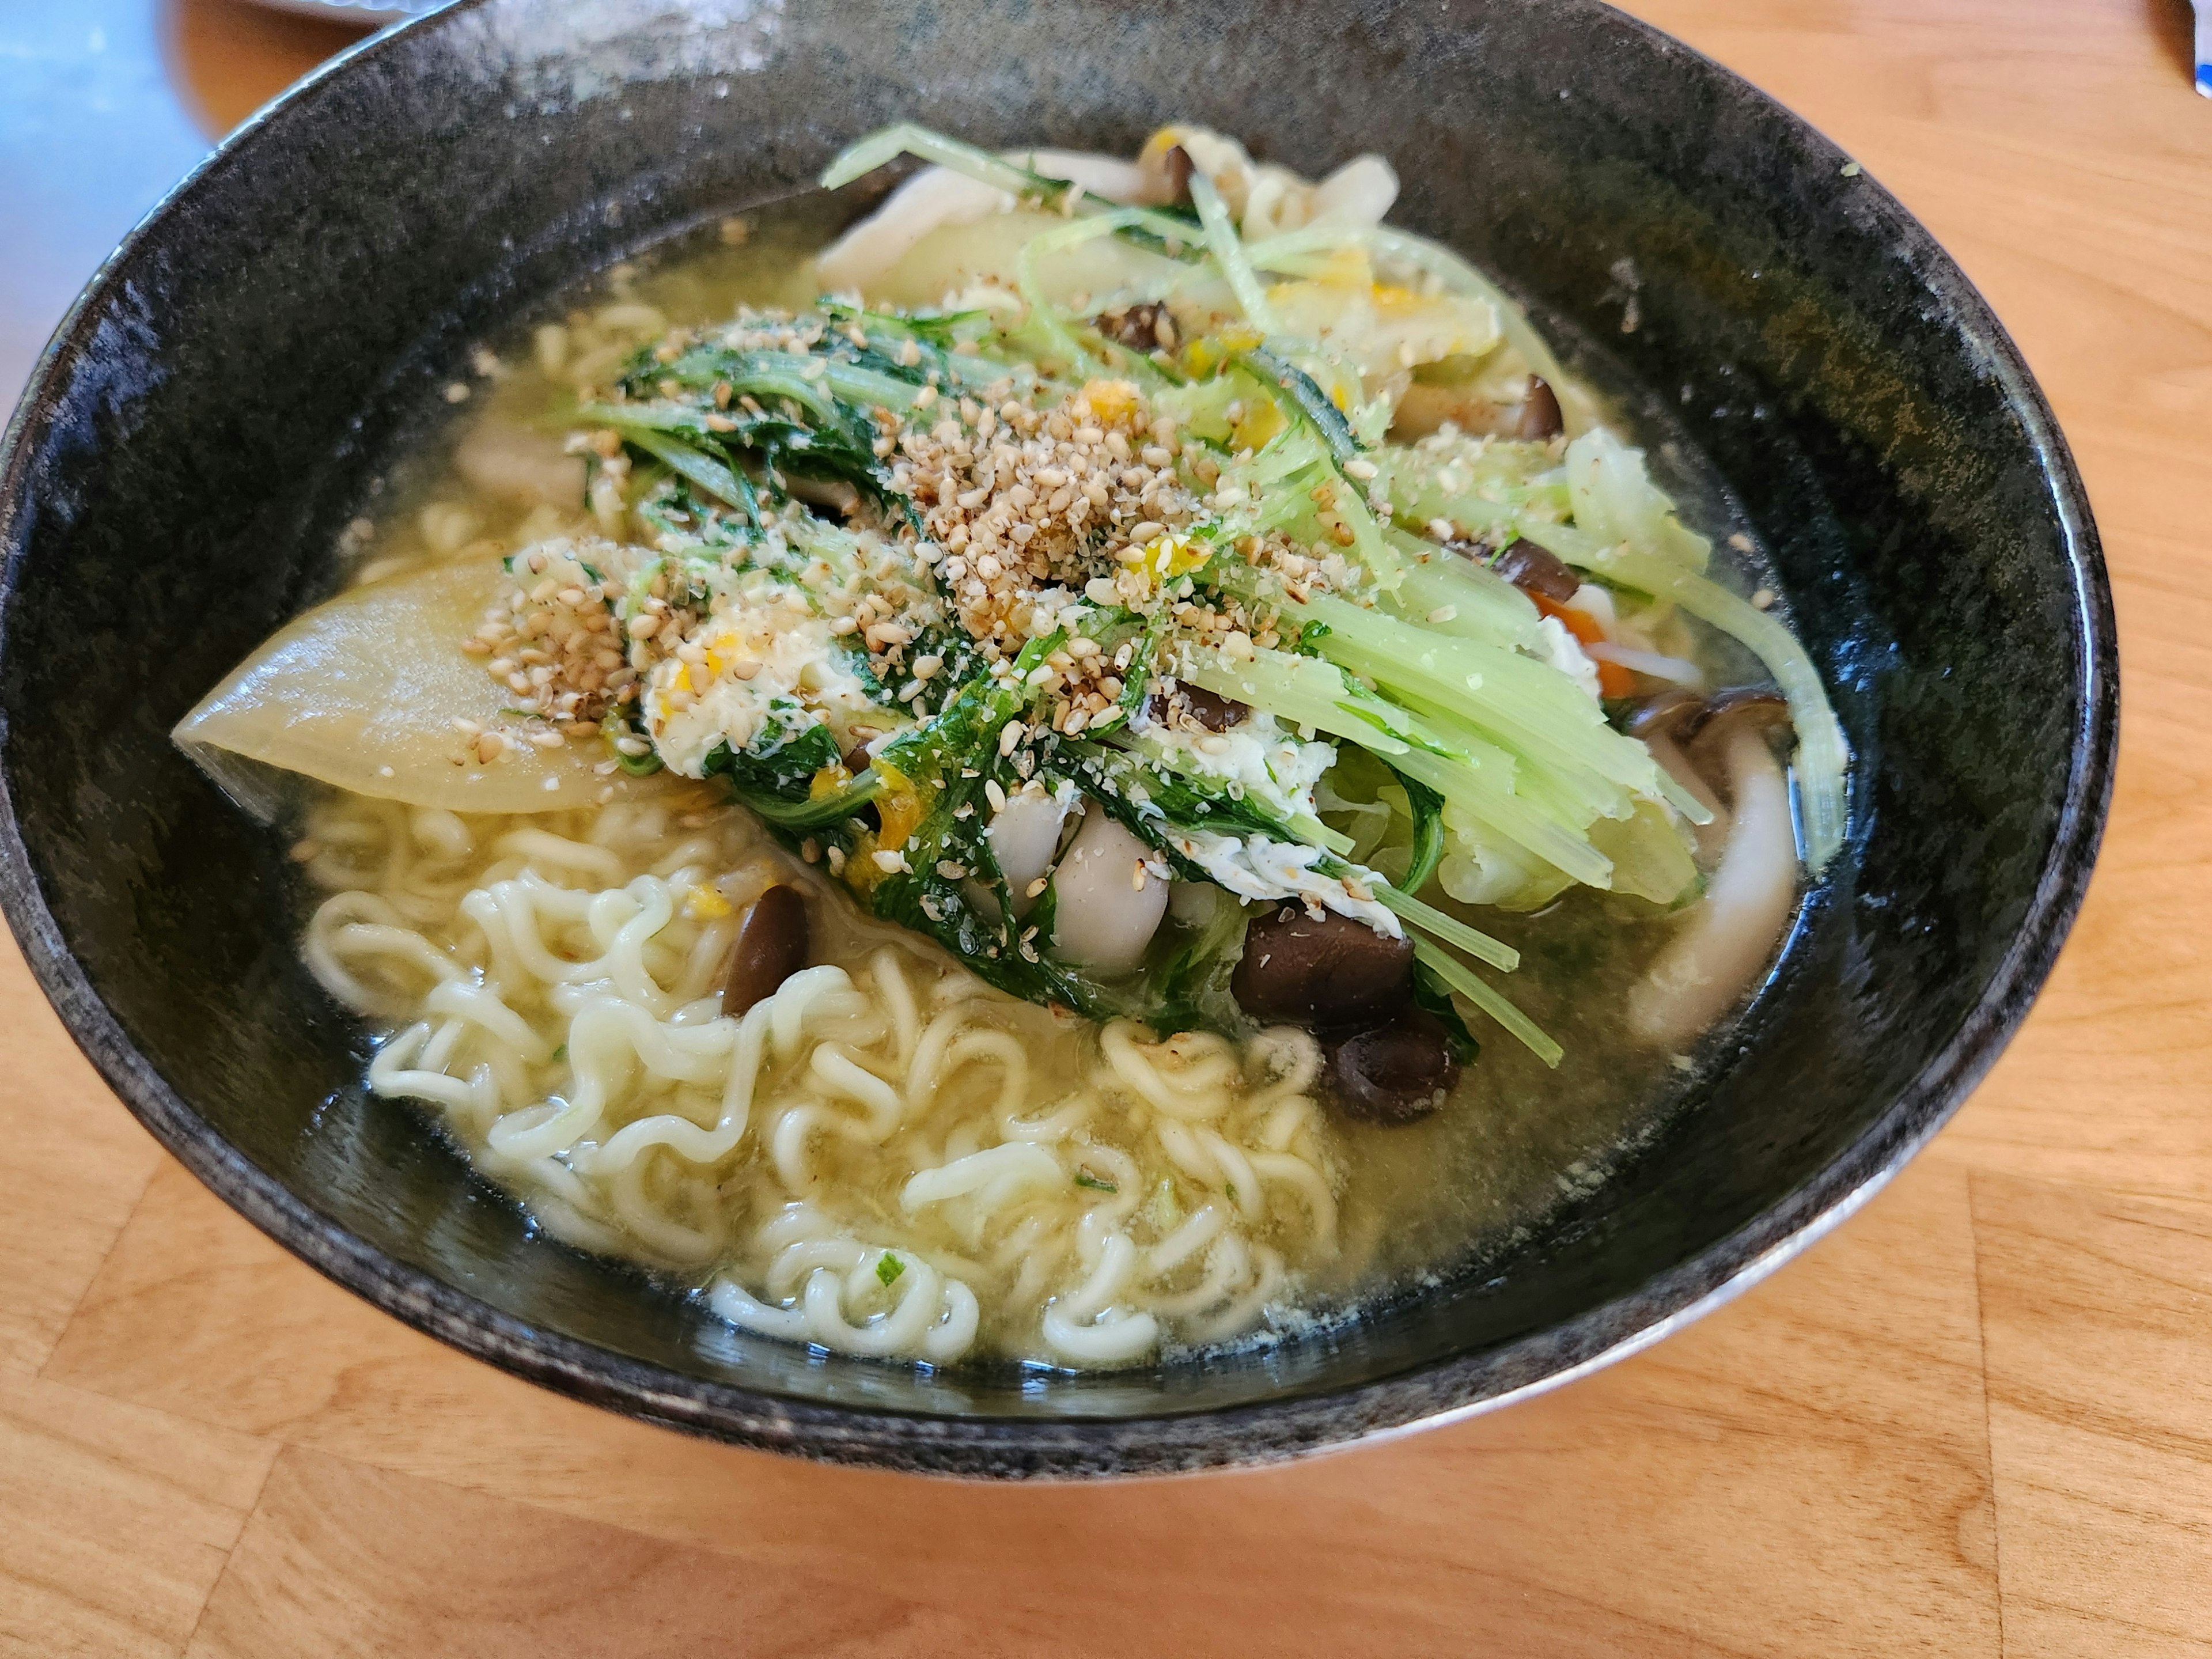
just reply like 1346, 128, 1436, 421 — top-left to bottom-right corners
0, 0, 2114, 1476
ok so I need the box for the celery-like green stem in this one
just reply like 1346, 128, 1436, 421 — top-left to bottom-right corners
1415, 938, 1563, 1067
1289, 591, 1661, 794
1186, 169, 1279, 334
1177, 649, 1613, 886
1369, 883, 1519, 971
1509, 517, 1850, 872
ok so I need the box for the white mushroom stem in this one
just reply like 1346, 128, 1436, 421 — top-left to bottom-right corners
1049, 812, 1169, 976
1645, 729, 1730, 864
985, 787, 1071, 918
1629, 727, 1799, 1048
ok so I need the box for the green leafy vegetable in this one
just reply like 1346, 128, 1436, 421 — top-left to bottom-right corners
702, 719, 844, 808
1411, 960, 1480, 1065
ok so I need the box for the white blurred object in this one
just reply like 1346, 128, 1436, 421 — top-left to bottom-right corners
243, 0, 446, 22
2197, 0, 2210, 98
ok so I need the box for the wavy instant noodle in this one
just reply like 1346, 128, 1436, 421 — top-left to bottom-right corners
299, 791, 1342, 1365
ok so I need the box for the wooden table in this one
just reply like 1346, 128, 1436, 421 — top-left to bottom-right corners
3, 2, 2207, 1653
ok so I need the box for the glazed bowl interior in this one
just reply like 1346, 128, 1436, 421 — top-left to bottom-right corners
0, 0, 2111, 1475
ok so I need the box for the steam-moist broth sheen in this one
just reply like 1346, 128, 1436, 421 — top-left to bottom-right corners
221, 126, 1840, 1372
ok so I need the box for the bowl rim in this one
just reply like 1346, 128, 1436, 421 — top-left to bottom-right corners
0, 0, 2118, 1477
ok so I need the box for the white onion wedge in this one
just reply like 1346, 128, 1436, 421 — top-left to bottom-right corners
173, 560, 680, 818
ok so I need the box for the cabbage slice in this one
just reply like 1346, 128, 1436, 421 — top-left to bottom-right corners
1563, 429, 1711, 574
850, 206, 1183, 313
173, 559, 679, 819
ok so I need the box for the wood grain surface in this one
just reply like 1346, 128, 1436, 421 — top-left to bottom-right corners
3, 2, 2209, 1653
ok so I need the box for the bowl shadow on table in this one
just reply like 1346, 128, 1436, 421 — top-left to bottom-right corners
0, 0, 2108, 1472
163, 0, 372, 139
2143, 0, 2199, 83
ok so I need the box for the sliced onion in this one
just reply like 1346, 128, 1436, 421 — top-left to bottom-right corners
815, 151, 1146, 294
1584, 641, 1706, 688
173, 559, 680, 819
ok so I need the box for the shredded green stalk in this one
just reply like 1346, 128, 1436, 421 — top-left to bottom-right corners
1511, 520, 1849, 872
1370, 884, 1520, 972
1414, 938, 1563, 1068
1014, 209, 1167, 374
1186, 169, 1279, 334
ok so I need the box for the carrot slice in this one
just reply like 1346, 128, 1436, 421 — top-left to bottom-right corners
1529, 592, 1635, 698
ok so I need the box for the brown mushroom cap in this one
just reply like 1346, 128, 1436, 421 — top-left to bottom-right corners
1489, 539, 1581, 603
1681, 690, 1793, 804
1145, 684, 1248, 732
1094, 300, 1176, 353
1231, 906, 1412, 1029
1623, 688, 1794, 812
1514, 375, 1565, 441
1163, 144, 1195, 203
1324, 1010, 1460, 1124
1623, 688, 1708, 741
724, 885, 810, 1015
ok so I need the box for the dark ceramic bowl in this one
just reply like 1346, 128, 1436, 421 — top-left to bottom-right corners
0, 0, 2113, 1476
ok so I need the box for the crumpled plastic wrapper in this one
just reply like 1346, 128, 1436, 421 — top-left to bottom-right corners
2199, 0, 2211, 97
